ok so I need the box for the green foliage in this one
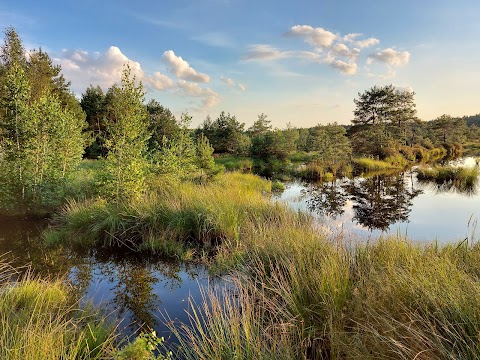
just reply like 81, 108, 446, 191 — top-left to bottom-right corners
430, 114, 467, 145
104, 65, 150, 202
152, 112, 198, 181
146, 99, 180, 151
350, 123, 398, 159
116, 332, 172, 360
199, 111, 247, 154
307, 123, 352, 175
0, 61, 86, 210
247, 113, 272, 137
81, 85, 107, 158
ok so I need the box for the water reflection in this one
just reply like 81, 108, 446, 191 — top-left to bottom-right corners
304, 171, 423, 231
0, 216, 212, 339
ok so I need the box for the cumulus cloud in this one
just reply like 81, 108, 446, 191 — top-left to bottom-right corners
330, 43, 360, 60
177, 80, 220, 110
53, 46, 218, 111
368, 48, 410, 66
287, 25, 337, 48
247, 24, 408, 77
328, 59, 357, 75
54, 46, 145, 90
355, 37, 380, 48
162, 50, 210, 83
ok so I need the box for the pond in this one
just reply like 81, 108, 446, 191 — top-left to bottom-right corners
278, 157, 480, 244
0, 216, 217, 345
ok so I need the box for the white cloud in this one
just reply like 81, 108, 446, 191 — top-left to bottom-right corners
330, 43, 360, 60
368, 48, 410, 66
244, 44, 284, 61
355, 37, 380, 49
145, 71, 175, 91
343, 33, 379, 49
287, 25, 337, 48
162, 50, 210, 83
244, 44, 321, 61
329, 59, 357, 75
177, 80, 220, 111
54, 46, 145, 91
255, 25, 407, 77
53, 46, 217, 111
220, 76, 235, 86
220, 76, 246, 92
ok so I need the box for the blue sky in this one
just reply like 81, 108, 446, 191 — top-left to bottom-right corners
2, 0, 480, 128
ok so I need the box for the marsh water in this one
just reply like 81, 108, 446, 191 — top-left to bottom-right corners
0, 157, 479, 344
279, 157, 480, 244
0, 216, 214, 344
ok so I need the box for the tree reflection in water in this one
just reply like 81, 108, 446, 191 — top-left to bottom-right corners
77, 250, 201, 333
304, 171, 423, 231
305, 179, 349, 218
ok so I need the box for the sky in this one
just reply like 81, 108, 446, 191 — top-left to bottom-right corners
2, 0, 480, 128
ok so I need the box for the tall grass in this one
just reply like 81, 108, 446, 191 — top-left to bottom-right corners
353, 155, 407, 172
167, 235, 480, 359
45, 172, 284, 262
0, 260, 116, 359
416, 165, 479, 193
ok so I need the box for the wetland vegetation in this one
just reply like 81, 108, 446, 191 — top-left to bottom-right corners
1, 27, 480, 359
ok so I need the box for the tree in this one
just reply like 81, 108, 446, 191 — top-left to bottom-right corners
353, 85, 417, 127
247, 113, 271, 137
352, 85, 418, 149
104, 65, 150, 202
196, 133, 217, 177
199, 111, 246, 154
0, 27, 26, 70
146, 99, 180, 151
81, 85, 107, 158
430, 114, 467, 145
351, 85, 419, 158
0, 63, 31, 201
153, 112, 198, 180
0, 63, 86, 208
308, 123, 352, 174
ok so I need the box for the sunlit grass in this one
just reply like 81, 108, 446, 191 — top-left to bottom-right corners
169, 236, 480, 359
0, 260, 116, 360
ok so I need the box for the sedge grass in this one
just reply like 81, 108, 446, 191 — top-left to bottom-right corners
0, 260, 117, 359
167, 235, 480, 359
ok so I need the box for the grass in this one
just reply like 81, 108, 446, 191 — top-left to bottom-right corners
0, 258, 174, 359
42, 169, 480, 358
353, 155, 408, 172
214, 154, 253, 172
44, 172, 286, 263
416, 165, 479, 193
0, 260, 116, 359
167, 235, 480, 359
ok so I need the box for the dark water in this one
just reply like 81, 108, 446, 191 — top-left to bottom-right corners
0, 217, 215, 344
278, 157, 480, 244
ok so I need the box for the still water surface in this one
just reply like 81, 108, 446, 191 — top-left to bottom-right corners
0, 216, 215, 344
278, 157, 480, 244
